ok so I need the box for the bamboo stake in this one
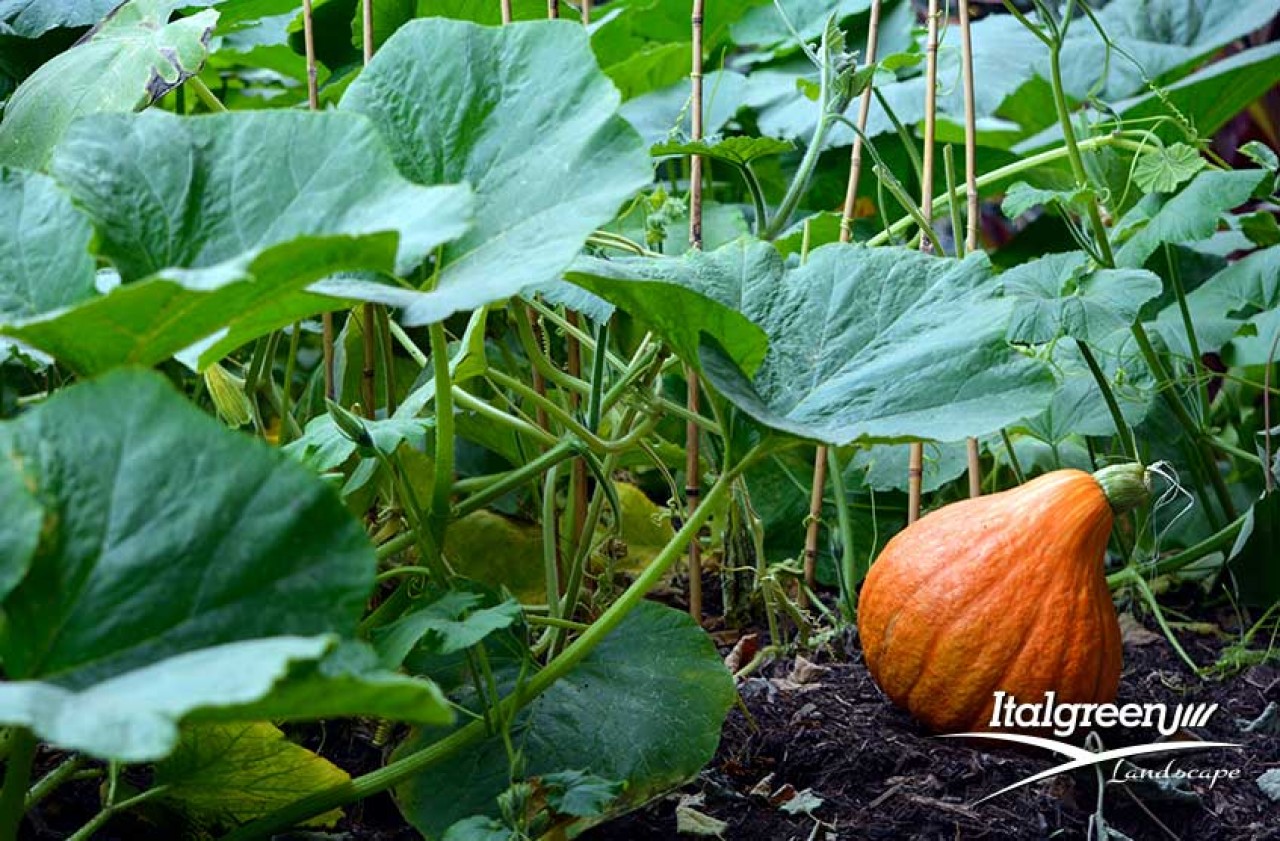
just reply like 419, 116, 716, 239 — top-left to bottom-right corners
359, 0, 378, 416
685, 0, 705, 623
362, 0, 374, 63
581, 0, 590, 24
959, 0, 981, 498
500, 0, 512, 23
907, 0, 941, 524
548, 0, 559, 19
301, 0, 335, 401
803, 0, 884, 603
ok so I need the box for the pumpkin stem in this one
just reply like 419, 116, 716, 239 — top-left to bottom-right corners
1093, 463, 1152, 513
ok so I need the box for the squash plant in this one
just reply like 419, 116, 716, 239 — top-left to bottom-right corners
0, 0, 1277, 839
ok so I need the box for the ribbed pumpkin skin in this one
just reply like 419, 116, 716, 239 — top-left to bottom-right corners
857, 469, 1122, 733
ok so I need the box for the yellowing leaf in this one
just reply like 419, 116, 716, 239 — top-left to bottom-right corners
155, 722, 348, 829
602, 483, 677, 575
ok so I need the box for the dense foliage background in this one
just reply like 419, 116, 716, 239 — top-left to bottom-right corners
0, 0, 1277, 839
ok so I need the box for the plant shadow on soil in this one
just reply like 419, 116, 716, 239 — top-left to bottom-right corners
19, 588, 1280, 841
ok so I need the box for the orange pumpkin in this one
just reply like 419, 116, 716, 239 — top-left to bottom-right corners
856, 464, 1149, 733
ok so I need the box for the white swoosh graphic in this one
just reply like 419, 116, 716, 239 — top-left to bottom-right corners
937, 733, 1242, 804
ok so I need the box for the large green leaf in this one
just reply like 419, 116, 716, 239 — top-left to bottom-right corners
730, 0, 869, 52
1016, 334, 1154, 446
853, 439, 977, 495
1151, 245, 1280, 357
341, 19, 651, 326
1055, 0, 1280, 101
0, 434, 41, 604
1018, 42, 1280, 152
393, 601, 735, 839
0, 0, 217, 169
0, 168, 96, 321
1114, 169, 1267, 269
564, 243, 771, 377
689, 242, 1055, 444
1227, 492, 1280, 607
602, 40, 689, 101
0, 370, 450, 760
50, 110, 470, 282
0, 0, 119, 36
0, 369, 367, 682
4, 236, 395, 375
1002, 251, 1163, 344
3, 110, 472, 373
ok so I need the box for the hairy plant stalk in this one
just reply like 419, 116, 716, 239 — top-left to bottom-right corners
959, 0, 981, 498
685, 0, 706, 623
800, 0, 884, 608
907, 0, 941, 524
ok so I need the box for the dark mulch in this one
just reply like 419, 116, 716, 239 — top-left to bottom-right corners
580, 608, 1280, 841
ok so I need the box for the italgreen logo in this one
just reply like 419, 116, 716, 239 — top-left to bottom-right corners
940, 691, 1242, 804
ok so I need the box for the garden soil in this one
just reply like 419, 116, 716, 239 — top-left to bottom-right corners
22, 592, 1279, 841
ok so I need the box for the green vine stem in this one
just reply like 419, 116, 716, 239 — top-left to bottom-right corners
827, 446, 858, 617
1129, 326, 1237, 521
1165, 243, 1212, 421
1076, 340, 1137, 459
278, 322, 302, 446
451, 387, 560, 449
66, 786, 169, 841
863, 134, 1155, 248
943, 145, 964, 259
453, 440, 581, 519
1003, 0, 1237, 526
541, 462, 564, 625
1107, 513, 1246, 588
24, 754, 84, 811
427, 323, 456, 550
220, 442, 785, 841
762, 19, 844, 240
1111, 567, 1203, 674
0, 728, 36, 841
377, 307, 398, 416
187, 75, 227, 112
